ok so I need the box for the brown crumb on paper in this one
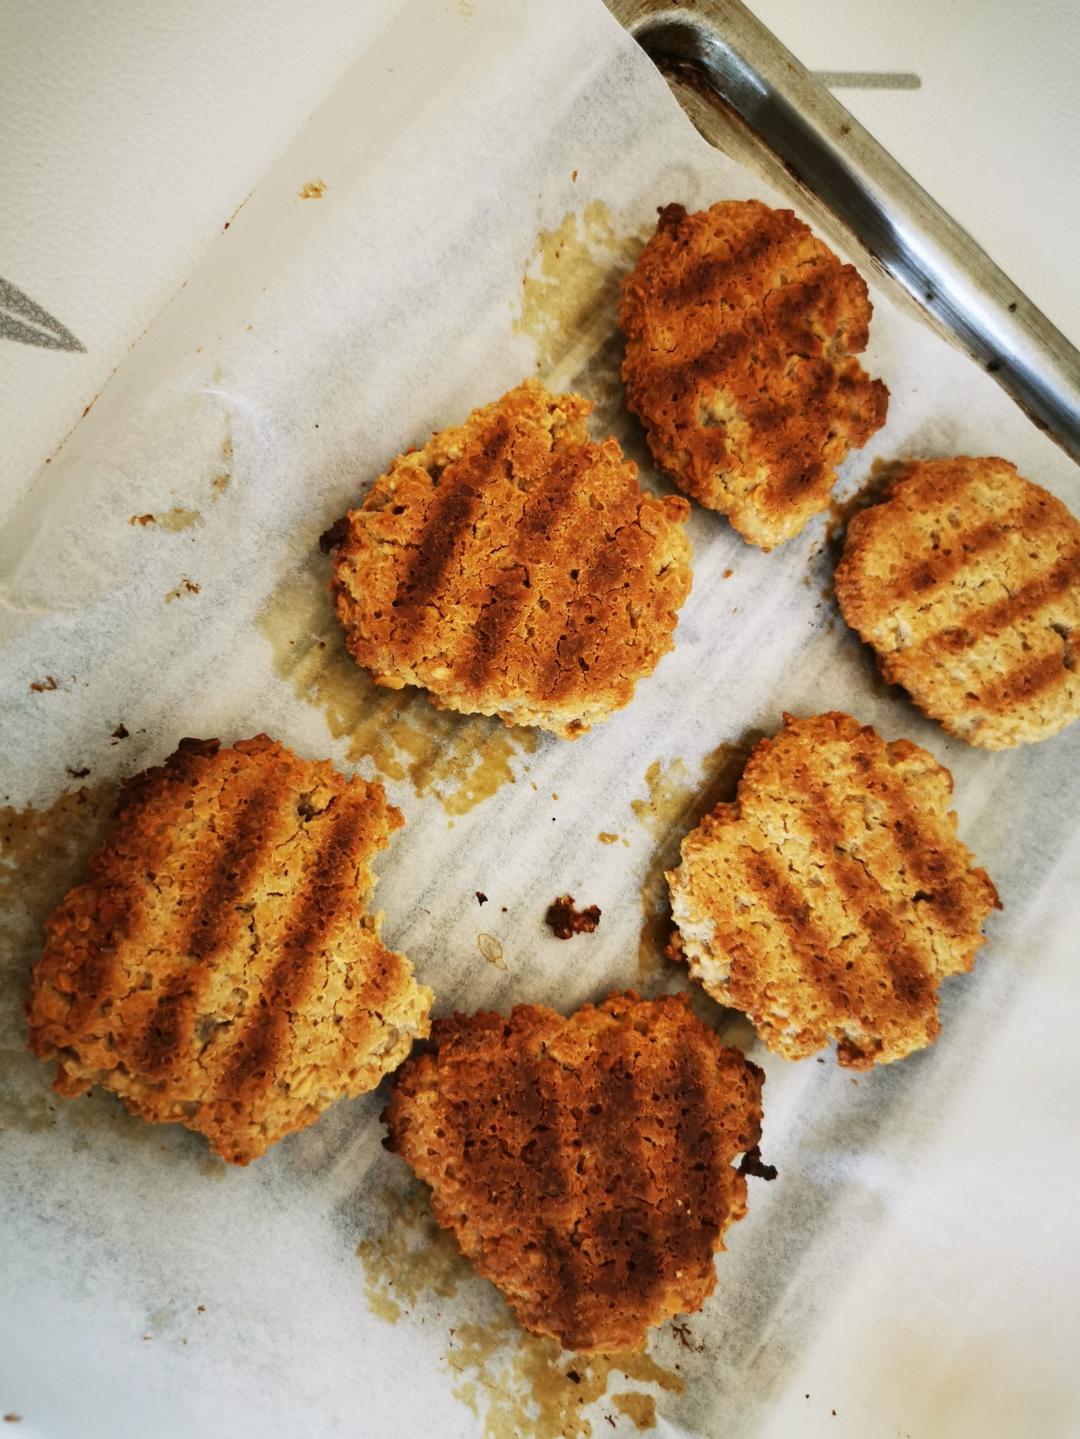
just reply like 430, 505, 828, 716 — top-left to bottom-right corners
29, 676, 58, 693
477, 932, 506, 969
65, 766, 91, 779
164, 578, 200, 603
318, 516, 349, 554
670, 1321, 704, 1353
3, 1416, 22, 1424
299, 179, 327, 200
111, 724, 129, 741
544, 894, 601, 939
737, 1145, 778, 1181
475, 891, 488, 906
129, 513, 155, 526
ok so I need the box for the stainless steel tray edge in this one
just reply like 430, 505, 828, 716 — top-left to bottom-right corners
606, 0, 1080, 464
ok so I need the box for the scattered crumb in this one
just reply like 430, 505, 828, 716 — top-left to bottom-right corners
551, 792, 558, 801
597, 831, 620, 845
318, 516, 349, 554
571, 169, 578, 182
65, 766, 91, 779
196, 1305, 205, 1314
142, 1334, 153, 1342
722, 568, 733, 578
737, 1145, 778, 1181
164, 578, 201, 603
29, 675, 58, 693
670, 1321, 704, 1353
111, 724, 129, 740
298, 179, 327, 200
475, 891, 488, 906
477, 933, 506, 969
544, 894, 601, 940
129, 513, 155, 526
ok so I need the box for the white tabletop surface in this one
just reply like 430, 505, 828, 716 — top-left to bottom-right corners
1, 0, 1077, 512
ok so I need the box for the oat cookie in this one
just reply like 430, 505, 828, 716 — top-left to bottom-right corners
620, 200, 888, 549
384, 991, 765, 1352
836, 457, 1080, 747
28, 735, 431, 1163
328, 379, 692, 738
668, 713, 999, 1067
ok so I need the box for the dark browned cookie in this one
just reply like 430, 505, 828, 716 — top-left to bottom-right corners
27, 736, 431, 1163
836, 456, 1080, 747
329, 379, 692, 737
668, 713, 1000, 1067
384, 991, 765, 1352
620, 201, 888, 549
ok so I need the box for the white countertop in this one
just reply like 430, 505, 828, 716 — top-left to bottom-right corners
1, 0, 1077, 512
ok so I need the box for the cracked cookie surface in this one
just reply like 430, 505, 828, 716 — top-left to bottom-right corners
620, 201, 888, 549
329, 379, 692, 738
836, 456, 1080, 748
27, 735, 431, 1163
668, 713, 999, 1067
384, 991, 764, 1352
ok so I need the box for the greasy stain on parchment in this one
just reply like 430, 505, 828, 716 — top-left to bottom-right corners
611, 1392, 657, 1430
515, 202, 651, 440
256, 558, 537, 816
0, 783, 138, 1139
129, 506, 202, 532
356, 1183, 684, 1437
630, 741, 760, 980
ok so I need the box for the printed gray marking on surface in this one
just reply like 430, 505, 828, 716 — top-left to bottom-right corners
0, 277, 86, 351
813, 71, 922, 91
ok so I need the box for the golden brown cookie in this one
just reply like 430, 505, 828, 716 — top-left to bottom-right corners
384, 991, 765, 1352
28, 736, 431, 1163
328, 379, 691, 738
667, 713, 999, 1068
620, 201, 888, 549
835, 457, 1080, 748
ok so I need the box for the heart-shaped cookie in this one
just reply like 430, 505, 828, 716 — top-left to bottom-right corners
383, 991, 765, 1352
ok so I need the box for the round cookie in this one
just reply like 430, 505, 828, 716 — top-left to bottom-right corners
384, 991, 765, 1353
28, 736, 432, 1164
328, 379, 691, 738
836, 456, 1080, 748
619, 200, 889, 550
667, 713, 999, 1068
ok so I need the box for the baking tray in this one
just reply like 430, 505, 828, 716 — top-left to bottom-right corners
2, 3, 1078, 1436
605, 0, 1080, 462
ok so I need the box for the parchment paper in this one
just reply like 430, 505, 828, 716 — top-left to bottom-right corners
2, 1, 1078, 1436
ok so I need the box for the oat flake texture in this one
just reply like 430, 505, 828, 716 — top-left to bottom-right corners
27, 735, 432, 1163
